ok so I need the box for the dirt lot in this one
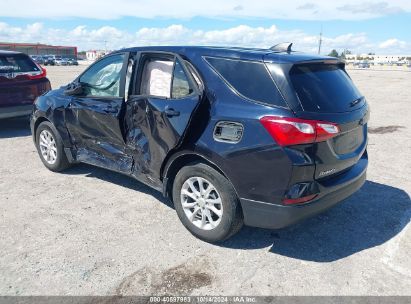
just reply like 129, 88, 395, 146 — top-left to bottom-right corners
0, 65, 410, 295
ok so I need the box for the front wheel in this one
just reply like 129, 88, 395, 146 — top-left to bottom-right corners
35, 121, 71, 172
172, 163, 243, 242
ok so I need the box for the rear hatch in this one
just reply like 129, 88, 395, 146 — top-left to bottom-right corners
0, 53, 50, 108
265, 56, 369, 180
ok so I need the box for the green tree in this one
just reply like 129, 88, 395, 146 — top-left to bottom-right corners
328, 49, 339, 58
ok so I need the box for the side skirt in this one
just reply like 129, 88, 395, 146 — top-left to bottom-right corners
73, 147, 163, 192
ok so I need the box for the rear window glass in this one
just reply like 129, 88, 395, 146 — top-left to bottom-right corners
206, 57, 286, 107
289, 64, 363, 112
0, 54, 39, 73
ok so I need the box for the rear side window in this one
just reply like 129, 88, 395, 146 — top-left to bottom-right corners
140, 57, 193, 99
172, 60, 192, 99
0, 54, 39, 73
205, 57, 286, 107
289, 64, 363, 112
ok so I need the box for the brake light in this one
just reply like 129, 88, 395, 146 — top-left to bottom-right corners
27, 67, 47, 80
260, 116, 339, 146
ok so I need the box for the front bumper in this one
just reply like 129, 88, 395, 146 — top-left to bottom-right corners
0, 104, 33, 119
240, 156, 368, 229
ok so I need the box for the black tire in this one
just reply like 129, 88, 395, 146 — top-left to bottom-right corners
172, 162, 243, 242
35, 121, 71, 172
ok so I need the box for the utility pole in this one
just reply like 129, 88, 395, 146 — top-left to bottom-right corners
318, 26, 323, 55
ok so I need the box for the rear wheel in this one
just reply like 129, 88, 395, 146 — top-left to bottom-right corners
172, 163, 243, 242
35, 121, 71, 172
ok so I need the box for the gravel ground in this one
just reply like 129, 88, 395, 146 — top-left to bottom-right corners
0, 65, 410, 296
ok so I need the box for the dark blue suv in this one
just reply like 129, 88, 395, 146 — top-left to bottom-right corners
31, 45, 368, 242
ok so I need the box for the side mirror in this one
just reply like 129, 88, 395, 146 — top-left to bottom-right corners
64, 82, 83, 96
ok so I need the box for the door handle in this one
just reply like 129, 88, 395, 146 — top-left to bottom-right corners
164, 107, 180, 117
104, 106, 118, 114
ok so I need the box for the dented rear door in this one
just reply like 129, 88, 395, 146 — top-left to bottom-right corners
124, 52, 201, 180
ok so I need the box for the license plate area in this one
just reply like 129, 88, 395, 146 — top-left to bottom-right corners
332, 126, 364, 155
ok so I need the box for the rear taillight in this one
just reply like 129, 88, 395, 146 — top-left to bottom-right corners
27, 67, 47, 80
260, 116, 339, 146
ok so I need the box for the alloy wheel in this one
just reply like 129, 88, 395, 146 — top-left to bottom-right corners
180, 176, 223, 230
39, 130, 57, 165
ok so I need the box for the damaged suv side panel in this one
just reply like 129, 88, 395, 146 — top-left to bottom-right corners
31, 46, 368, 242
124, 52, 202, 185
34, 50, 204, 191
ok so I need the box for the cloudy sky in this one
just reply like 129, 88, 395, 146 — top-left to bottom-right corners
0, 0, 410, 54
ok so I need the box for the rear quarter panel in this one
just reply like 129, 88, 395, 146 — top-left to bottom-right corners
177, 55, 294, 204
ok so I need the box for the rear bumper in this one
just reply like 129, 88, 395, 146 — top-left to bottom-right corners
0, 104, 33, 119
240, 156, 367, 229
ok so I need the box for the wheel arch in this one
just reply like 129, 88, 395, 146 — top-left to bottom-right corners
161, 151, 239, 203
33, 116, 76, 164
33, 116, 51, 143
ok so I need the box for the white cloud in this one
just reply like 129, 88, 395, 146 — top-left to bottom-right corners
337, 2, 404, 15
297, 3, 318, 10
0, 22, 410, 54
0, 0, 410, 20
379, 38, 408, 49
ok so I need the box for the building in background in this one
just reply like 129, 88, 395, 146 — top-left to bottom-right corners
345, 53, 411, 64
86, 50, 109, 61
0, 42, 77, 58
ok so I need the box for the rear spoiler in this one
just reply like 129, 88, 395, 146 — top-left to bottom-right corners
291, 59, 346, 70
264, 55, 345, 69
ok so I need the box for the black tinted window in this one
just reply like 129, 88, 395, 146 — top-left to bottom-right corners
289, 64, 363, 112
0, 54, 39, 73
206, 57, 286, 107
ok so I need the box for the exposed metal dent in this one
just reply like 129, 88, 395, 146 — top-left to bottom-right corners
76, 148, 133, 174
75, 147, 162, 192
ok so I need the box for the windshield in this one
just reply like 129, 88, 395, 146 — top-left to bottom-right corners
287, 64, 363, 113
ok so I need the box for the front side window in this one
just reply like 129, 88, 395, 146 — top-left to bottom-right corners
80, 53, 125, 97
205, 57, 287, 107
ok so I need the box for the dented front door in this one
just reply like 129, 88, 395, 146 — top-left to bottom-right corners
65, 52, 132, 172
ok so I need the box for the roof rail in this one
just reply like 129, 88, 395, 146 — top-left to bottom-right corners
270, 42, 293, 53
